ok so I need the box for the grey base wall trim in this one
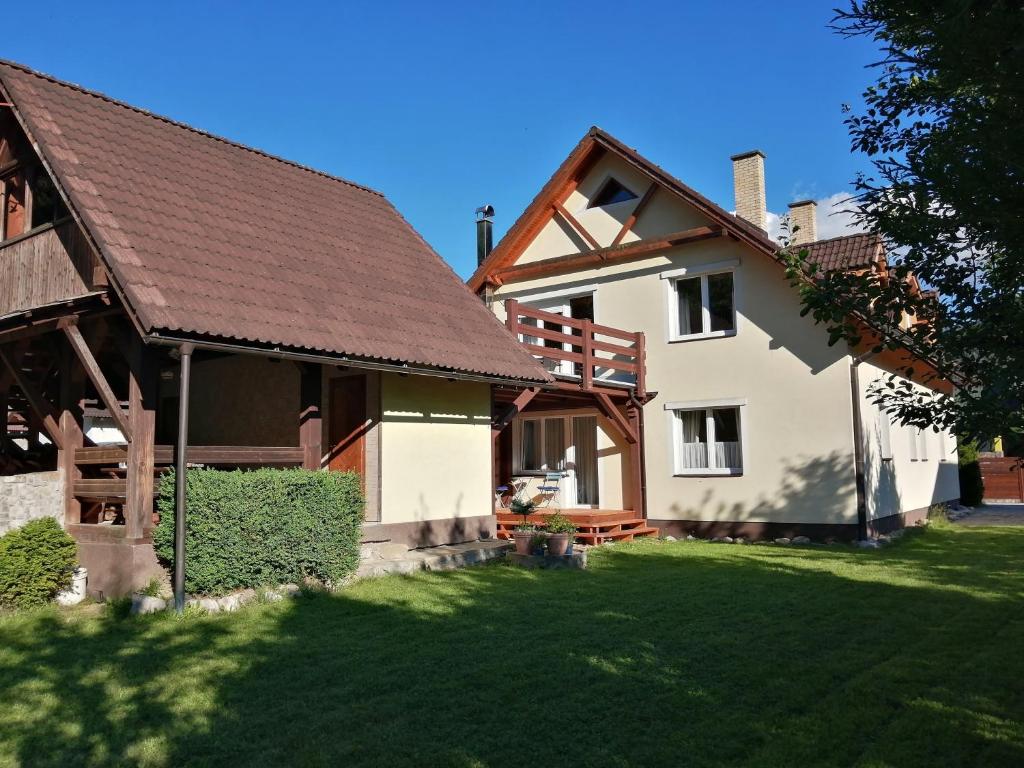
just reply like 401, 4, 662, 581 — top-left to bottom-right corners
867, 499, 956, 536
650, 518, 859, 541
362, 514, 497, 549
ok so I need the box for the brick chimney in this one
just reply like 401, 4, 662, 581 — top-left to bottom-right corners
730, 150, 767, 230
787, 199, 817, 245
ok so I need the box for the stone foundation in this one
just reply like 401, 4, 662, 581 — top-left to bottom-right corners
0, 470, 63, 535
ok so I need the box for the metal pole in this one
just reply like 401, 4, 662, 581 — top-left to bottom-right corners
173, 343, 194, 615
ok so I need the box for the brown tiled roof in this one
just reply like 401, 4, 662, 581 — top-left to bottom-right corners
799, 232, 883, 273
0, 60, 549, 383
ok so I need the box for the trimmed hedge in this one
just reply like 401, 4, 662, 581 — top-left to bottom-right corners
957, 441, 985, 507
154, 468, 364, 595
0, 517, 77, 609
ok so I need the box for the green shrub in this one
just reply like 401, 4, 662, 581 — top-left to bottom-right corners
154, 468, 364, 595
0, 517, 77, 609
957, 441, 984, 506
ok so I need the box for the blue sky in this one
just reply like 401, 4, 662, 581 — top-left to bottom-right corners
4, 1, 880, 277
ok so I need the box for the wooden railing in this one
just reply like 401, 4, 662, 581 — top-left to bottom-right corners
74, 445, 306, 467
72, 445, 305, 502
504, 299, 646, 396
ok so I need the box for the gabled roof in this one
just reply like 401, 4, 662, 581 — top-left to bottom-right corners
468, 126, 780, 292
800, 232, 884, 273
0, 59, 549, 383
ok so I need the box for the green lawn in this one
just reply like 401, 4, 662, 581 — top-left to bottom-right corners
2, 523, 1023, 767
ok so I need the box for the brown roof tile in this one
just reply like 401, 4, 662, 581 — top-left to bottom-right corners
0, 60, 549, 383
800, 232, 883, 273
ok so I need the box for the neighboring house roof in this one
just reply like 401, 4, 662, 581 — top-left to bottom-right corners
800, 232, 884, 273
0, 59, 550, 384
468, 126, 779, 292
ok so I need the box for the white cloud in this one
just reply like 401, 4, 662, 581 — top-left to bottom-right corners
765, 191, 867, 243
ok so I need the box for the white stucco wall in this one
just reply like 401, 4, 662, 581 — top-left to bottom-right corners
858, 360, 960, 520
378, 374, 492, 524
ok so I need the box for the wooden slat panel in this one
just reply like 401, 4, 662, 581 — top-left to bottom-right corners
73, 478, 127, 499
0, 220, 97, 316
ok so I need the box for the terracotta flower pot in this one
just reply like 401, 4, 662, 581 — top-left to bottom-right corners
547, 533, 570, 556
512, 530, 534, 555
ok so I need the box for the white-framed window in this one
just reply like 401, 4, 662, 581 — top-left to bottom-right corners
877, 408, 893, 461
661, 261, 738, 342
665, 399, 745, 475
909, 428, 929, 462
937, 429, 952, 461
517, 416, 566, 473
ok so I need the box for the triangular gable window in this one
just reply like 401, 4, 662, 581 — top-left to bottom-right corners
588, 178, 638, 208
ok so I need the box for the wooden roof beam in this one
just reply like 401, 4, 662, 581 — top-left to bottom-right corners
0, 347, 64, 450
611, 183, 658, 247
494, 225, 724, 283
60, 320, 133, 443
552, 200, 600, 250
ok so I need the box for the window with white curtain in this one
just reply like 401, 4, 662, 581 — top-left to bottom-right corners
670, 404, 744, 474
518, 416, 566, 473
670, 270, 735, 340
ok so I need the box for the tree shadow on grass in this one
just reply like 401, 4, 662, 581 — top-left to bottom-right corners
2, 527, 1023, 767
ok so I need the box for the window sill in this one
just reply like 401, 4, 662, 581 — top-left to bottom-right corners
673, 469, 743, 477
668, 330, 737, 344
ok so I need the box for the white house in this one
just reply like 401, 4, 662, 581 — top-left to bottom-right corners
471, 128, 960, 540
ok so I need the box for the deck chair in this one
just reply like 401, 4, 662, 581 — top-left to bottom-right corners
495, 479, 527, 509
537, 472, 563, 508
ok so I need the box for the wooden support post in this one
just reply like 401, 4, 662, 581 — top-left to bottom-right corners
58, 344, 84, 525
594, 392, 637, 444
61, 321, 133, 443
580, 319, 593, 390
0, 370, 9, 444
505, 299, 520, 338
0, 347, 64, 449
626, 401, 646, 517
125, 336, 157, 539
492, 387, 540, 438
552, 201, 601, 250
299, 362, 323, 470
611, 183, 658, 247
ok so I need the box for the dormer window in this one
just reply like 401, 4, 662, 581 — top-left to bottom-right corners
588, 177, 637, 208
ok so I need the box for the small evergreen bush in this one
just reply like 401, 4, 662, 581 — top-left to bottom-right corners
957, 441, 984, 506
154, 468, 364, 595
0, 517, 78, 609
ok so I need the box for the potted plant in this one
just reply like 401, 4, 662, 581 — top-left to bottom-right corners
530, 532, 548, 557
544, 511, 577, 556
510, 498, 538, 555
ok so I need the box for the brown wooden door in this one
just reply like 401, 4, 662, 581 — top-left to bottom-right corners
329, 375, 367, 478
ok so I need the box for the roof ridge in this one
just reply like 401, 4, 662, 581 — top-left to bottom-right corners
805, 231, 878, 247
0, 58, 385, 198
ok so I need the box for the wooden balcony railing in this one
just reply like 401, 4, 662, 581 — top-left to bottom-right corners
72, 445, 305, 502
504, 299, 646, 396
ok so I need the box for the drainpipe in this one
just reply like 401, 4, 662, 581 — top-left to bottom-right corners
173, 343, 194, 615
850, 349, 876, 540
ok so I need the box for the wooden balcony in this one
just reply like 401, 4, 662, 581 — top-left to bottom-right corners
504, 299, 646, 396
